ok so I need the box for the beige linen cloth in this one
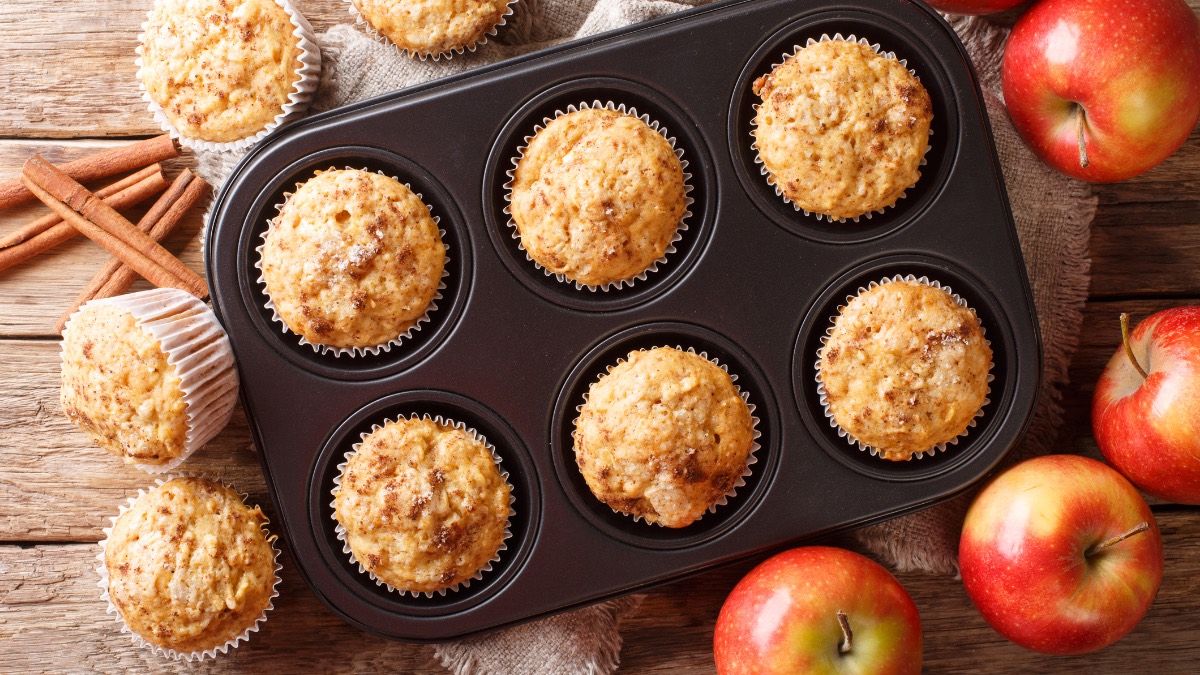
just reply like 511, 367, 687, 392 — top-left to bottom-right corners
199, 2, 1094, 672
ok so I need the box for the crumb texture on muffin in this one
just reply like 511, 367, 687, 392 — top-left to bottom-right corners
574, 347, 754, 528
510, 107, 687, 287
753, 39, 933, 220
104, 477, 276, 654
352, 0, 510, 55
818, 280, 992, 460
61, 304, 187, 465
140, 0, 302, 143
333, 417, 511, 593
260, 169, 445, 350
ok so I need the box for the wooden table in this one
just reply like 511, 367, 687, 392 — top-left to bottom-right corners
3, 2, 1198, 672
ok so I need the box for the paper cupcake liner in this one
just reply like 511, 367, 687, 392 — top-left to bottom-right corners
136, 0, 322, 153
330, 414, 516, 597
503, 100, 695, 292
750, 33, 933, 223
62, 288, 240, 474
814, 274, 995, 460
573, 346, 762, 526
346, 0, 517, 61
254, 167, 449, 358
96, 474, 282, 661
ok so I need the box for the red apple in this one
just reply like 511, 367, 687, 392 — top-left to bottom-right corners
1001, 0, 1200, 182
713, 546, 921, 675
923, 0, 1025, 15
1093, 308, 1200, 503
959, 455, 1163, 654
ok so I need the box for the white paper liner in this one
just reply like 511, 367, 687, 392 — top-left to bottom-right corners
814, 274, 995, 460
136, 0, 322, 153
254, 167, 449, 357
573, 346, 762, 526
330, 414, 516, 597
61, 288, 240, 474
502, 100, 694, 292
750, 33, 933, 223
346, 0, 517, 61
96, 474, 282, 661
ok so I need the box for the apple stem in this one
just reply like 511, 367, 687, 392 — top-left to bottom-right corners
837, 610, 853, 655
1076, 105, 1090, 169
1086, 521, 1151, 559
1120, 313, 1149, 380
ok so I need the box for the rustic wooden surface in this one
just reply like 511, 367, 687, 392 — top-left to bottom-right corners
2, 1, 1200, 672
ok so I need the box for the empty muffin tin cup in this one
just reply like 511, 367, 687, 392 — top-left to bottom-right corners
345, 0, 518, 62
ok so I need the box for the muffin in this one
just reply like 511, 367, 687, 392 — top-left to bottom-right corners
752, 38, 933, 220
60, 289, 239, 471
574, 347, 755, 528
259, 169, 446, 352
351, 0, 512, 58
817, 279, 992, 460
102, 477, 278, 657
333, 417, 511, 594
509, 107, 687, 288
138, 0, 317, 146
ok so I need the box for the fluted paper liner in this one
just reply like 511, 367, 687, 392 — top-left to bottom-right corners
346, 0, 517, 61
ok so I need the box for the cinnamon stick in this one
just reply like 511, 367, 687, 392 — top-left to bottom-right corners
22, 155, 208, 299
0, 135, 179, 211
0, 172, 168, 273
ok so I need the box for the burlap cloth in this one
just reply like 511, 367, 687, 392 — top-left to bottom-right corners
197, 2, 1094, 672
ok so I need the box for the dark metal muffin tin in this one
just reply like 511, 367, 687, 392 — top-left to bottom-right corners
206, 0, 1041, 641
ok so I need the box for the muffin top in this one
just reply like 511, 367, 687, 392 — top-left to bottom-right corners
818, 280, 992, 460
61, 303, 187, 466
752, 39, 933, 220
574, 347, 755, 528
509, 108, 687, 287
352, 0, 510, 56
260, 169, 445, 350
333, 417, 511, 593
104, 477, 276, 654
140, 0, 302, 143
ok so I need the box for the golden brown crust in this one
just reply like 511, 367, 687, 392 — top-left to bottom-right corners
105, 477, 276, 653
818, 280, 992, 460
510, 108, 687, 287
333, 418, 511, 593
352, 0, 510, 56
752, 40, 932, 220
573, 347, 754, 528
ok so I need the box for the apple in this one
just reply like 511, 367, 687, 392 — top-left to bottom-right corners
1001, 0, 1200, 182
923, 0, 1025, 15
959, 455, 1163, 654
1093, 308, 1200, 503
713, 546, 921, 675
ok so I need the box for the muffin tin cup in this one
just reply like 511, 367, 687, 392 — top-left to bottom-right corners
345, 0, 518, 62
574, 346, 762, 527
95, 474, 282, 662
254, 167, 450, 358
750, 33, 933, 223
135, 0, 322, 154
329, 414, 516, 598
503, 100, 695, 292
815, 274, 995, 460
62, 288, 240, 474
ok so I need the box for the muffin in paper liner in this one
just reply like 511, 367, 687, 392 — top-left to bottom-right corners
60, 288, 239, 474
503, 100, 694, 292
346, 0, 517, 61
330, 414, 516, 597
254, 167, 450, 358
750, 33, 933, 223
815, 274, 995, 461
95, 474, 282, 662
136, 0, 322, 153
572, 346, 761, 527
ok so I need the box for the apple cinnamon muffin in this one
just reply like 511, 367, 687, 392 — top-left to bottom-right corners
753, 38, 933, 220
818, 279, 992, 460
509, 107, 687, 287
352, 0, 511, 57
574, 347, 755, 528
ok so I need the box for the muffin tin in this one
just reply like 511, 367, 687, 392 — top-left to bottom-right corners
206, 0, 1041, 641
